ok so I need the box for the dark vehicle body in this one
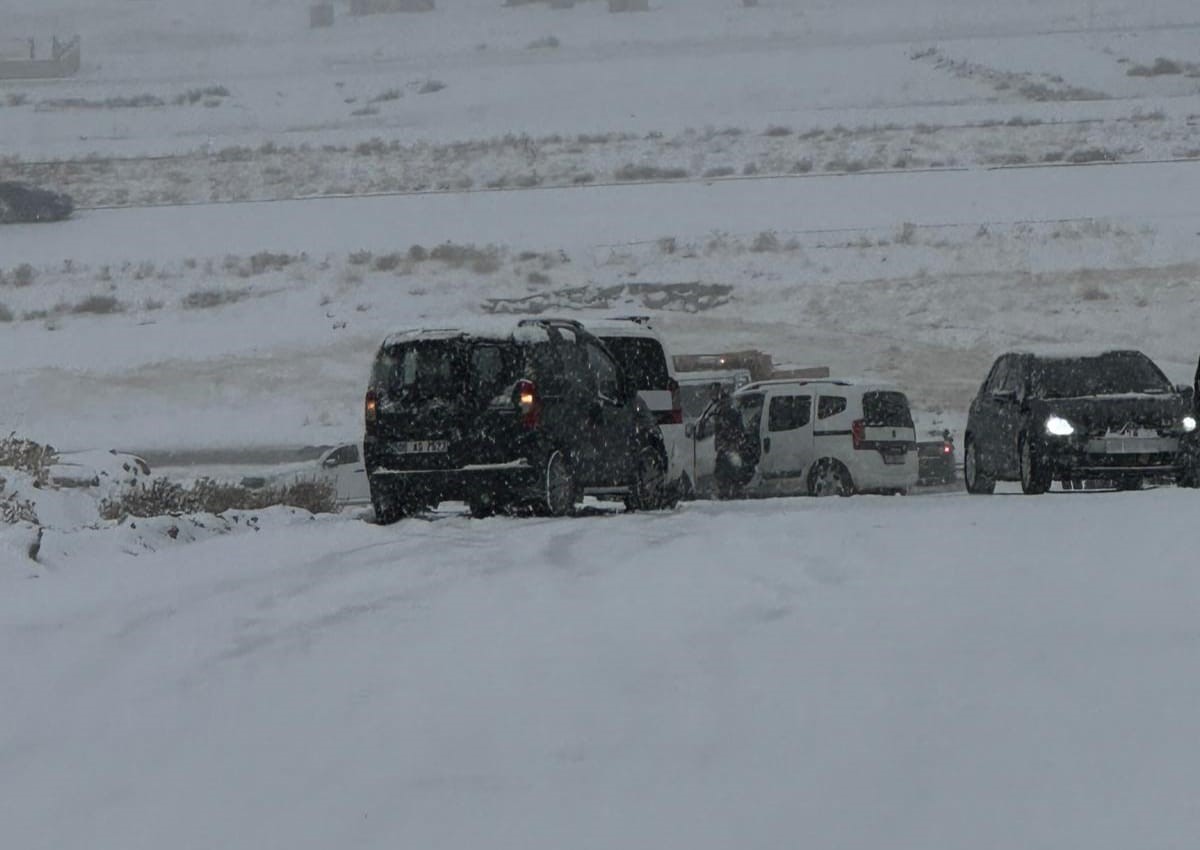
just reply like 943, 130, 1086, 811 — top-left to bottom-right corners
363, 318, 671, 522
916, 430, 957, 486
964, 350, 1196, 494
0, 181, 74, 224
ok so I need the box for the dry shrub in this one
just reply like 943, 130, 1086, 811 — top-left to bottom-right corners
1, 490, 39, 525
750, 231, 780, 253
0, 434, 57, 485
248, 251, 295, 274
71, 295, 123, 315
373, 252, 405, 272
100, 476, 337, 520
0, 303, 12, 322
1127, 58, 1182, 77
614, 163, 689, 181
430, 243, 501, 274
182, 288, 248, 310
11, 263, 36, 287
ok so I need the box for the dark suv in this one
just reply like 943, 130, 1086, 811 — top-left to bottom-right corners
964, 350, 1197, 494
363, 318, 672, 522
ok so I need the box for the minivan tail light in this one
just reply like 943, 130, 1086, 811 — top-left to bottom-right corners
852, 419, 866, 450
667, 377, 683, 425
515, 379, 542, 429
365, 391, 379, 430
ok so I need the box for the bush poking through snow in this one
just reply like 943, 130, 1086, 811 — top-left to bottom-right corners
1127, 58, 1183, 77
526, 36, 561, 50
0, 434, 57, 485
429, 243, 501, 274
613, 164, 689, 181
11, 264, 36, 287
71, 295, 124, 315
182, 288, 249, 310
0, 490, 38, 526
0, 303, 12, 322
100, 477, 337, 520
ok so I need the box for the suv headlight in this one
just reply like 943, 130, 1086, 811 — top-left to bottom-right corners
1183, 416, 1197, 433
1045, 415, 1075, 436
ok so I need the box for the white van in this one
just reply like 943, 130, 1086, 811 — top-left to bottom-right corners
683, 378, 919, 497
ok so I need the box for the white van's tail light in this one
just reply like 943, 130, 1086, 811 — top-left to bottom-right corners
515, 379, 542, 429
852, 419, 866, 450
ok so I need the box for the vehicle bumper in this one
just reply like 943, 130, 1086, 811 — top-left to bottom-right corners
1039, 436, 1182, 477
367, 458, 538, 502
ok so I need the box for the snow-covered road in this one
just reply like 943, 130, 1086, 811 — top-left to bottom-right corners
4, 491, 1199, 850
8, 159, 1200, 266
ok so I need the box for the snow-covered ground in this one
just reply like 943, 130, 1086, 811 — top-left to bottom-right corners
5, 493, 1200, 850
5, 2, 1200, 845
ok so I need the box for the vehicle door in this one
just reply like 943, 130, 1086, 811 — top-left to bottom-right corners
971, 355, 1018, 477
322, 443, 369, 504
755, 390, 814, 495
582, 338, 635, 485
689, 400, 720, 496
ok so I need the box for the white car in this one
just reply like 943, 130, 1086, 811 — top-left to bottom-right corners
585, 317, 687, 495
682, 378, 919, 497
49, 450, 152, 493
315, 442, 371, 506
239, 443, 370, 507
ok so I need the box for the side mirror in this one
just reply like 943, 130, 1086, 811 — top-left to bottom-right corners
991, 388, 1018, 403
322, 456, 339, 469
685, 422, 696, 439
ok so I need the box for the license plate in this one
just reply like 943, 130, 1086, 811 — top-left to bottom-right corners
397, 440, 449, 454
882, 453, 907, 465
1104, 429, 1155, 439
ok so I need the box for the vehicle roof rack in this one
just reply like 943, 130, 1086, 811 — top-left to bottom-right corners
517, 317, 586, 332
604, 315, 653, 325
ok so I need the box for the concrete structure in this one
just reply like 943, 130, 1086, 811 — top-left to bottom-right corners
0, 36, 80, 80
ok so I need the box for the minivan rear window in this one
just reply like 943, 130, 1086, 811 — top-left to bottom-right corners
373, 340, 518, 401
597, 337, 669, 390
862, 391, 914, 427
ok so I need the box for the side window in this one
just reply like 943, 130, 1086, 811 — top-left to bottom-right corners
817, 396, 847, 420
768, 395, 812, 432
328, 444, 358, 465
736, 393, 766, 435
585, 342, 621, 399
696, 402, 716, 439
987, 357, 1011, 394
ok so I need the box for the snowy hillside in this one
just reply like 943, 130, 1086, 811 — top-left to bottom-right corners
4, 2, 1200, 848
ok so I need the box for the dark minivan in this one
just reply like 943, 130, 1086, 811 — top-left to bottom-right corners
965, 349, 1197, 494
363, 318, 672, 522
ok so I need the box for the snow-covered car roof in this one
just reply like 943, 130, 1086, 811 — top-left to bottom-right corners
381, 323, 551, 349
584, 317, 663, 338
737, 377, 903, 394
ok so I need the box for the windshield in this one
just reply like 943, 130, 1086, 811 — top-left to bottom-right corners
372, 340, 519, 402
596, 337, 669, 390
1032, 353, 1172, 398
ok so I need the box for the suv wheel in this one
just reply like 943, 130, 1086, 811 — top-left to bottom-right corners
808, 458, 854, 497
626, 445, 670, 511
964, 437, 995, 495
1019, 434, 1051, 495
370, 481, 405, 525
533, 450, 575, 517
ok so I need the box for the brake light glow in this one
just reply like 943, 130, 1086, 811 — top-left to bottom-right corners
515, 379, 542, 429
364, 391, 378, 428
942, 443, 953, 455
852, 419, 866, 450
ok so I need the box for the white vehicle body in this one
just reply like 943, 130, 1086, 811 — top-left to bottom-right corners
243, 443, 370, 507
315, 443, 371, 506
48, 450, 152, 494
682, 379, 919, 497
585, 318, 687, 492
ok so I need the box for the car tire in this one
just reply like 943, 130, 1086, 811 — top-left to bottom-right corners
467, 493, 500, 518
626, 445, 670, 511
1117, 477, 1144, 492
533, 450, 576, 517
1019, 434, 1051, 495
964, 436, 995, 495
370, 481, 405, 525
1178, 463, 1200, 489
807, 458, 854, 497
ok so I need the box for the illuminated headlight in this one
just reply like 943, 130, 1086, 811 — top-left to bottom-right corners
1183, 416, 1197, 433
1044, 415, 1075, 436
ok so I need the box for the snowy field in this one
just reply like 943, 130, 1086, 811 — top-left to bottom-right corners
5, 493, 1200, 850
5, 1, 1200, 846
